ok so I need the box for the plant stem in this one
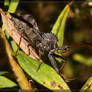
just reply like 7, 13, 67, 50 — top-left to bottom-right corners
0, 29, 32, 90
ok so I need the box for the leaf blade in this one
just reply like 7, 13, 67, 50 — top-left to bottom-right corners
16, 51, 71, 91
73, 54, 92, 66
0, 71, 8, 76
0, 76, 17, 88
8, 0, 20, 13
80, 76, 92, 92
51, 4, 70, 47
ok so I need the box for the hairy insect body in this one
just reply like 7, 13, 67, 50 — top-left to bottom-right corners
41, 33, 58, 51
10, 13, 69, 74
10, 14, 40, 45
10, 13, 58, 51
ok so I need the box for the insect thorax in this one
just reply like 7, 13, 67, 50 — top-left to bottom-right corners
40, 33, 58, 51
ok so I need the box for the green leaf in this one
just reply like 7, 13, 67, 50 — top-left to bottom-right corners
0, 71, 8, 76
4, 0, 9, 6
80, 76, 92, 92
73, 54, 92, 66
0, 76, 17, 88
51, 4, 70, 47
16, 51, 71, 90
3, 0, 19, 39
8, 0, 20, 13
89, 84, 92, 91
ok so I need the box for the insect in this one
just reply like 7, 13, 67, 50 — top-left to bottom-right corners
10, 13, 69, 74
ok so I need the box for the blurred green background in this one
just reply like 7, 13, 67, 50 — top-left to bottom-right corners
0, 0, 92, 91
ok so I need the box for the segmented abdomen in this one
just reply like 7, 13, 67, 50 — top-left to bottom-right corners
10, 13, 41, 45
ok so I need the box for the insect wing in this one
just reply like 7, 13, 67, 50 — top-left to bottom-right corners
10, 13, 41, 45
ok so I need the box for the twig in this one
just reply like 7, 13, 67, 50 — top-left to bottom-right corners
0, 29, 32, 90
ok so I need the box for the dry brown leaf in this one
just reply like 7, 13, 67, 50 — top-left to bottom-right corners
0, 8, 42, 61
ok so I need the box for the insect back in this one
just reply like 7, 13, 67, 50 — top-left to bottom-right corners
9, 13, 68, 74
10, 13, 41, 47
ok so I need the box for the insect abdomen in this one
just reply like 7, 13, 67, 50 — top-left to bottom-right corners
10, 13, 40, 44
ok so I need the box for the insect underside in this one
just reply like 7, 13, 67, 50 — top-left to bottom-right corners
10, 13, 69, 74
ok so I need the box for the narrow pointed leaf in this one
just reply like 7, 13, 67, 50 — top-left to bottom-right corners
3, 0, 19, 39
51, 4, 70, 47
16, 51, 71, 91
0, 76, 17, 88
80, 76, 92, 92
8, 0, 20, 13
4, 0, 9, 6
0, 71, 8, 76
73, 54, 92, 66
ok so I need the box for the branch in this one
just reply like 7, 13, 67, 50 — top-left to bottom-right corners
0, 29, 32, 90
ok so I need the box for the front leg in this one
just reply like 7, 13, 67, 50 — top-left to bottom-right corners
48, 45, 69, 74
48, 50, 60, 74
15, 35, 22, 56
52, 53, 67, 71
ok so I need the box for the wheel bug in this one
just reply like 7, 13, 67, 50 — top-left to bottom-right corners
10, 13, 70, 74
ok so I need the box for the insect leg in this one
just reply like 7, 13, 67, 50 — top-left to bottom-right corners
52, 45, 69, 72
48, 50, 60, 74
48, 45, 69, 74
27, 44, 31, 55
15, 35, 22, 56
36, 60, 42, 72
52, 53, 67, 71
52, 53, 66, 62
57, 45, 70, 52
